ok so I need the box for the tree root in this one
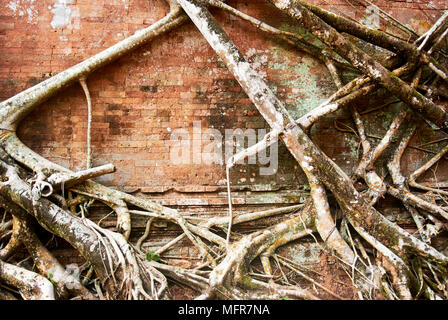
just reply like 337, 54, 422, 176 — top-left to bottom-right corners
0, 259, 55, 300
0, 0, 448, 300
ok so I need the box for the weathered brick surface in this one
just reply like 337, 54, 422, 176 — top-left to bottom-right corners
0, 0, 447, 203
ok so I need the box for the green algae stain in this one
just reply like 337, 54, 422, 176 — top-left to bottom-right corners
269, 47, 335, 119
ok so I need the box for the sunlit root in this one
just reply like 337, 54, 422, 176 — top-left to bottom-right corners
0, 215, 22, 260
0, 0, 448, 301
0, 259, 55, 300
0, 158, 166, 299
203, 205, 317, 300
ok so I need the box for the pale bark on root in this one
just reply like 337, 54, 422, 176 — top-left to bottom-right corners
177, 0, 448, 270
298, 0, 418, 57
173, 0, 448, 301
0, 259, 55, 300
345, 218, 416, 299
207, 0, 349, 71
0, 6, 187, 131
0, 286, 17, 300
353, 109, 408, 203
296, 56, 411, 132
1, 0, 448, 300
0, 197, 95, 299
308, 176, 355, 265
387, 121, 417, 188
1, 131, 218, 268
0, 219, 12, 236
0, 3, 189, 251
146, 200, 318, 300
355, 109, 408, 176
415, 11, 448, 51
408, 143, 448, 197
387, 186, 448, 221
0, 215, 22, 260
386, 119, 448, 241
0, 158, 165, 299
201, 201, 318, 300
270, 0, 448, 130
79, 77, 93, 170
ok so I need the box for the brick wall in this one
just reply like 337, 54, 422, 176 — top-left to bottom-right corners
1, 0, 447, 207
